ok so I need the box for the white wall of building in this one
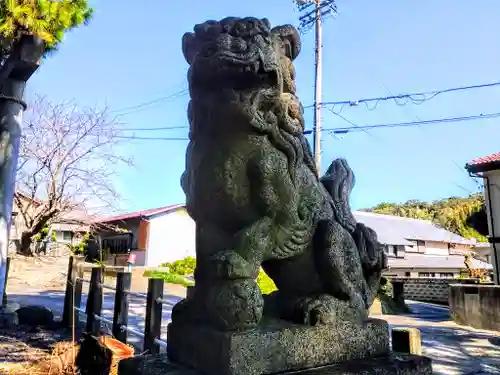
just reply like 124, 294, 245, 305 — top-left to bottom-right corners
424, 240, 449, 256
484, 170, 500, 282
145, 208, 196, 267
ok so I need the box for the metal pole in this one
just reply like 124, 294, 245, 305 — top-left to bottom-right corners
0, 79, 26, 307
313, 0, 323, 173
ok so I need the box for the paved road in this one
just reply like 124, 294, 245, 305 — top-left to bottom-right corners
7, 292, 500, 375
382, 301, 500, 375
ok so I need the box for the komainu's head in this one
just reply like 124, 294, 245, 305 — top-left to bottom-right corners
182, 17, 300, 93
183, 17, 306, 141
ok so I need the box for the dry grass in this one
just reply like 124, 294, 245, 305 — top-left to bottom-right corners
0, 337, 132, 375
0, 341, 79, 375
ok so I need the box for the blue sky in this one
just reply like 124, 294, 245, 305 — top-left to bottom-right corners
27, 0, 500, 213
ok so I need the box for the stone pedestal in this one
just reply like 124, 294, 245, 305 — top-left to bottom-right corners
117, 312, 433, 375
167, 318, 390, 375
118, 353, 432, 375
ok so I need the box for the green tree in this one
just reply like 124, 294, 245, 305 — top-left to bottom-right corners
367, 193, 488, 243
0, 0, 93, 56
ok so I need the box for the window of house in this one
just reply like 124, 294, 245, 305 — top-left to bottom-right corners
63, 231, 73, 242
102, 236, 132, 255
405, 272, 411, 277
385, 245, 397, 257
438, 272, 454, 278
395, 245, 405, 257
418, 272, 435, 278
56, 230, 73, 242
416, 240, 425, 253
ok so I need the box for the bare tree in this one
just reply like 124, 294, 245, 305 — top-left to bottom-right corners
14, 96, 131, 255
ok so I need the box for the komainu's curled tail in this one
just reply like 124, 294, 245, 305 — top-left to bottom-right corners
320, 158, 387, 309
320, 158, 357, 233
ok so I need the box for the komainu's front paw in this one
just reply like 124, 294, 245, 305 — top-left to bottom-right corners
205, 279, 264, 330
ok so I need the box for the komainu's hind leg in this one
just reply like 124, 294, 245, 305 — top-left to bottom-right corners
313, 219, 369, 320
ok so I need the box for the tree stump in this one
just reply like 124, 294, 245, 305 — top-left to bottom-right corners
75, 333, 113, 375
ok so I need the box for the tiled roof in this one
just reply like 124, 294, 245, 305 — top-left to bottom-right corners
97, 204, 185, 223
353, 211, 476, 246
466, 152, 500, 172
387, 252, 492, 270
468, 152, 500, 166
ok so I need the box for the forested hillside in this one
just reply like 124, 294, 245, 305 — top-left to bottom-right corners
364, 193, 489, 242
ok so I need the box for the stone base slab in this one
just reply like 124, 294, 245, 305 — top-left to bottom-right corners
118, 353, 433, 375
166, 318, 390, 375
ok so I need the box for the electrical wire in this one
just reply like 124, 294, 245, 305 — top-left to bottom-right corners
115, 111, 499, 140
122, 125, 188, 131
108, 80, 499, 124
304, 112, 500, 135
115, 135, 188, 141
111, 89, 188, 115
303, 81, 500, 110
330, 111, 500, 132
327, 107, 381, 141
382, 83, 478, 192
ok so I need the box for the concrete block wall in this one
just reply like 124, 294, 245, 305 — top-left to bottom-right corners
450, 284, 500, 331
388, 277, 457, 304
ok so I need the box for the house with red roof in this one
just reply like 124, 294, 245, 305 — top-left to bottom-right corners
465, 152, 500, 283
95, 204, 195, 267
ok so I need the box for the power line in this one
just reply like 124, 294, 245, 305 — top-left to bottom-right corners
302, 81, 500, 110
381, 83, 480, 192
327, 107, 381, 141
122, 125, 187, 131
111, 89, 188, 114
303, 111, 500, 134
118, 111, 498, 141
115, 111, 499, 139
115, 135, 188, 141
110, 80, 500, 121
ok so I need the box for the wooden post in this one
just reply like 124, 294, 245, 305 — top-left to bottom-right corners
144, 278, 164, 354
73, 262, 84, 328
391, 327, 422, 355
86, 267, 103, 336
2, 257, 10, 305
62, 256, 75, 326
113, 271, 132, 342
392, 280, 405, 305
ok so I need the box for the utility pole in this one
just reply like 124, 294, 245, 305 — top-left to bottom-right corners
296, 0, 337, 174
313, 0, 323, 173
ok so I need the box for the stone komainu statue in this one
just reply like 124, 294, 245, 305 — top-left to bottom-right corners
173, 17, 387, 330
